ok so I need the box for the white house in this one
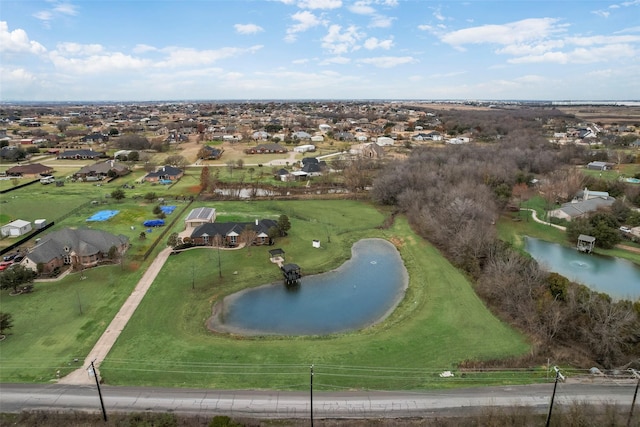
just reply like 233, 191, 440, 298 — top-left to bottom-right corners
310, 135, 324, 143
1, 219, 32, 237
376, 136, 394, 146
294, 144, 316, 153
319, 124, 332, 132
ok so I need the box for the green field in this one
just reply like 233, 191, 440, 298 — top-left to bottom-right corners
100, 200, 530, 390
0, 199, 530, 389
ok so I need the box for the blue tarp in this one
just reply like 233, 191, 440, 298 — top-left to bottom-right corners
143, 219, 165, 227
160, 205, 176, 215
87, 210, 119, 222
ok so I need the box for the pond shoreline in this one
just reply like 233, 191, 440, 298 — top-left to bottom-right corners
206, 238, 409, 336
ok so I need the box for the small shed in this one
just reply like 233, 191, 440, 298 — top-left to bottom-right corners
269, 248, 285, 261
1, 219, 32, 237
577, 234, 596, 253
185, 207, 216, 229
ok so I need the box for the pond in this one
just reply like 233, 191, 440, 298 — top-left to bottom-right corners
208, 238, 408, 335
524, 236, 640, 300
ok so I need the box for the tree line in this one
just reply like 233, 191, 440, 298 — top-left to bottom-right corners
371, 108, 640, 368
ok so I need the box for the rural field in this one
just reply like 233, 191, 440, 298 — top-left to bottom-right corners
0, 198, 532, 390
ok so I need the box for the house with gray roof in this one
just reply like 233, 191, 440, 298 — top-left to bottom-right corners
549, 193, 616, 222
74, 160, 130, 180
21, 228, 129, 275
190, 219, 278, 248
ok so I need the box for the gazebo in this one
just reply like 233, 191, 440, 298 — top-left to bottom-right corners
577, 234, 596, 253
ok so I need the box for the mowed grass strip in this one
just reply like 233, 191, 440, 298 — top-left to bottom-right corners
100, 200, 529, 390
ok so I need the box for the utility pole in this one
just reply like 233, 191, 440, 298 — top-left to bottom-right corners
310, 364, 314, 427
545, 366, 565, 427
89, 360, 107, 422
628, 369, 640, 427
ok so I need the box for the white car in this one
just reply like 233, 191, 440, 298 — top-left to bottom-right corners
619, 226, 631, 233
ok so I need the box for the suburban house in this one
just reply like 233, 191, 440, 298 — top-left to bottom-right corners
274, 168, 291, 182
80, 133, 109, 144
549, 188, 616, 221
376, 136, 394, 146
360, 142, 385, 159
190, 219, 278, 247
586, 161, 613, 171
142, 165, 184, 183
294, 144, 316, 153
1, 219, 32, 238
199, 145, 224, 160
74, 160, 130, 180
412, 131, 443, 142
57, 149, 104, 160
245, 143, 287, 154
5, 163, 53, 178
184, 207, 216, 230
21, 228, 129, 274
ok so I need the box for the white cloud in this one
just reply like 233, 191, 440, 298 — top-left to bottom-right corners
292, 58, 310, 64
508, 43, 636, 64
319, 55, 351, 65
234, 23, 264, 35
285, 10, 324, 42
369, 15, 395, 28
49, 51, 150, 73
297, 0, 342, 9
33, 1, 78, 27
0, 22, 47, 55
592, 10, 610, 18
363, 37, 394, 50
53, 2, 79, 16
0, 66, 36, 84
322, 24, 364, 54
349, 1, 376, 15
133, 44, 158, 54
440, 18, 566, 48
55, 42, 103, 56
357, 55, 415, 68
156, 45, 263, 68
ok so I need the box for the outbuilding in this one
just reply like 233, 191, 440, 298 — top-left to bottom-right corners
1, 219, 33, 237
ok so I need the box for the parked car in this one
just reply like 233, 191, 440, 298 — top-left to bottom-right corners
0, 261, 13, 271
620, 226, 632, 233
3, 253, 17, 262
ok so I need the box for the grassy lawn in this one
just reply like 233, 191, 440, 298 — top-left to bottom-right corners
0, 263, 143, 382
98, 200, 530, 390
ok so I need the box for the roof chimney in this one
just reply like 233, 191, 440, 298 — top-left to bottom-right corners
255, 219, 259, 226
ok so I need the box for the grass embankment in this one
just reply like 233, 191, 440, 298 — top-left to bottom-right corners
99, 200, 530, 390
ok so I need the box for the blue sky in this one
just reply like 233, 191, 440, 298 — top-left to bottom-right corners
1, 0, 639, 101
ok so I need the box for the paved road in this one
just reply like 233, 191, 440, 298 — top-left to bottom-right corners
0, 383, 636, 419
58, 247, 172, 385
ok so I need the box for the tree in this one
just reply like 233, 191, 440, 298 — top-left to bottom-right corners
167, 232, 180, 248
165, 154, 188, 167
139, 231, 146, 240
240, 225, 257, 254
236, 159, 244, 169
111, 188, 125, 201
144, 192, 157, 202
200, 166, 211, 191
277, 214, 291, 236
0, 265, 36, 294
56, 121, 69, 134
128, 151, 139, 162
0, 312, 13, 337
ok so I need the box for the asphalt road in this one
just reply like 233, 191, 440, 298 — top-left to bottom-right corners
0, 383, 637, 419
